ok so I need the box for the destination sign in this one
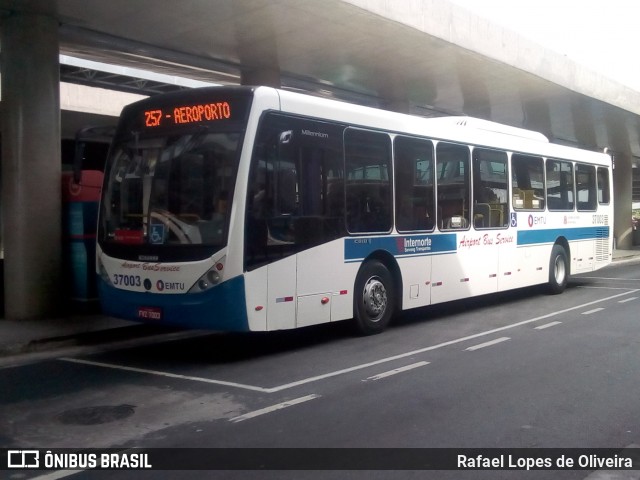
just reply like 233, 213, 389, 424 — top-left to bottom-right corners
144, 101, 232, 128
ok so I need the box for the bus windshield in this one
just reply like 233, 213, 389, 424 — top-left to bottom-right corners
101, 131, 241, 252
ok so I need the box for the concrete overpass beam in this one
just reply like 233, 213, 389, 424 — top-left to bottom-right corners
1, 9, 62, 319
378, 76, 411, 114
381, 97, 411, 114
522, 98, 553, 140
570, 96, 597, 149
240, 67, 281, 88
459, 60, 491, 119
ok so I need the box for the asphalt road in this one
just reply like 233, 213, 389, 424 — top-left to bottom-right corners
2, 259, 640, 480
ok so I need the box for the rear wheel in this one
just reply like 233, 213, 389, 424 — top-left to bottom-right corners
547, 244, 569, 294
353, 260, 395, 335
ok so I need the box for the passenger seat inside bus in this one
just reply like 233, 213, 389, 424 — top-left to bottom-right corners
474, 203, 490, 228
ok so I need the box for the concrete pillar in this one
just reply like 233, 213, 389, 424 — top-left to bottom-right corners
1, 10, 62, 319
612, 151, 633, 250
605, 111, 633, 250
234, 2, 281, 88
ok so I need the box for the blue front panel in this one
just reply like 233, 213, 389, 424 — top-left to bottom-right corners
517, 226, 610, 246
344, 234, 457, 262
98, 275, 249, 331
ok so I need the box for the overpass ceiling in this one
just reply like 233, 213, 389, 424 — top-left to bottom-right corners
2, 0, 640, 159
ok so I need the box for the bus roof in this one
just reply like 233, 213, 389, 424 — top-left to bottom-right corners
117, 85, 610, 167
424, 116, 549, 143
268, 86, 610, 167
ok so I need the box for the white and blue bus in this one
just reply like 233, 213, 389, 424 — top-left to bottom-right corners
97, 86, 613, 334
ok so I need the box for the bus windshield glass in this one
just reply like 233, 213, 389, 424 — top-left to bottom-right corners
101, 131, 241, 251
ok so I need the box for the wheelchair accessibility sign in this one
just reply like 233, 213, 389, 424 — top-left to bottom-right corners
150, 224, 165, 244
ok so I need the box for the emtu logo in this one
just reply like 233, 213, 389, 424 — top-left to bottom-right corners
528, 214, 547, 228
8, 450, 39, 468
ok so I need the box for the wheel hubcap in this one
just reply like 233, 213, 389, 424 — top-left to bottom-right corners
554, 256, 566, 284
362, 276, 387, 321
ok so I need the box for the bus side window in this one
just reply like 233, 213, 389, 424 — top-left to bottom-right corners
246, 113, 345, 270
576, 164, 597, 211
511, 154, 545, 211
472, 148, 508, 229
597, 167, 610, 204
345, 129, 392, 234
294, 145, 345, 246
394, 136, 435, 232
436, 142, 470, 230
546, 159, 574, 211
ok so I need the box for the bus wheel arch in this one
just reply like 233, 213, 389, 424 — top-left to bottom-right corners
547, 239, 570, 294
352, 251, 401, 335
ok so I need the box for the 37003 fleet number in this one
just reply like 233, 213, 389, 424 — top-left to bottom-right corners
113, 274, 142, 287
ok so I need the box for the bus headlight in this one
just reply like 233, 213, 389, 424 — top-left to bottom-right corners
189, 256, 226, 293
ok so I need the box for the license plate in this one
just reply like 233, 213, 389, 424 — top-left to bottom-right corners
137, 306, 162, 320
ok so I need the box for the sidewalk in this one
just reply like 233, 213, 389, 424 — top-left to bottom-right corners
0, 313, 176, 360
1, 247, 639, 361
612, 245, 640, 262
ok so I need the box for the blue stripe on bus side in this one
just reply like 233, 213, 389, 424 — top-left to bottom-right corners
344, 234, 457, 262
98, 274, 250, 331
517, 226, 610, 246
344, 227, 609, 262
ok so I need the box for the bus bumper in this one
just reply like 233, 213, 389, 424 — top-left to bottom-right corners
97, 275, 250, 331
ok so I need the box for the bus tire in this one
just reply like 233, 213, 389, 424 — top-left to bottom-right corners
353, 260, 395, 335
547, 244, 569, 294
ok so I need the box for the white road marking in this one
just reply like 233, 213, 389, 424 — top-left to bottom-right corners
579, 286, 635, 290
619, 296, 638, 303
23, 449, 151, 480
229, 394, 320, 423
60, 289, 639, 393
535, 321, 562, 330
582, 307, 605, 315
465, 337, 510, 351
582, 443, 640, 479
579, 276, 640, 281
60, 357, 273, 393
364, 361, 429, 381
27, 471, 79, 480
267, 289, 639, 392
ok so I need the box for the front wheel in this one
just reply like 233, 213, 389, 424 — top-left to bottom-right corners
547, 244, 569, 294
353, 260, 395, 335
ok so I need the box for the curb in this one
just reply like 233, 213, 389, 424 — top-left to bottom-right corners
0, 324, 183, 358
